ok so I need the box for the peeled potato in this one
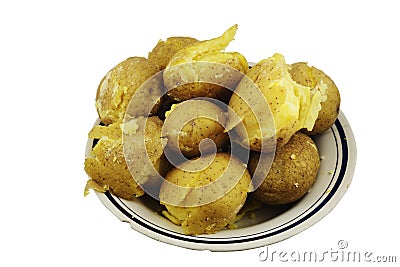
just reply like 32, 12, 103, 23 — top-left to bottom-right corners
160, 153, 251, 235
148, 36, 199, 70
249, 132, 320, 205
289, 62, 340, 134
163, 25, 248, 102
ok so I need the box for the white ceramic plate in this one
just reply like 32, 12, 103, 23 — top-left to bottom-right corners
85, 110, 356, 251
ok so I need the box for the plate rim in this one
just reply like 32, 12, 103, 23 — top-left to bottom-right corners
88, 110, 357, 251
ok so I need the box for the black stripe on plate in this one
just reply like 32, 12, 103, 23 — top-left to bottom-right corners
105, 118, 349, 245
116, 125, 338, 240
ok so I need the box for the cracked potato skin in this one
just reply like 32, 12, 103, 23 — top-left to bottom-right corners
160, 153, 251, 235
163, 25, 248, 103
289, 62, 340, 134
227, 54, 326, 152
84, 117, 165, 200
148, 37, 199, 70
249, 132, 320, 205
95, 57, 163, 125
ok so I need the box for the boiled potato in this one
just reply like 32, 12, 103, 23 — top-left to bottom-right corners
163, 99, 228, 158
159, 153, 251, 235
249, 132, 320, 205
227, 53, 327, 151
86, 25, 337, 235
163, 25, 248, 102
96, 57, 164, 125
148, 36, 199, 70
84, 116, 168, 200
289, 62, 341, 134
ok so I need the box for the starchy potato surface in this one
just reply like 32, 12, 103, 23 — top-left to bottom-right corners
148, 36, 199, 70
84, 117, 166, 199
163, 25, 248, 102
159, 153, 251, 235
289, 62, 340, 134
96, 57, 163, 125
85, 24, 341, 235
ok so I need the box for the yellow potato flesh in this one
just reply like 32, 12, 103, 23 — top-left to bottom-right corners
228, 53, 327, 150
163, 25, 248, 101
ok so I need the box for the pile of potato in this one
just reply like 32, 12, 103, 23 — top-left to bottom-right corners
84, 25, 340, 235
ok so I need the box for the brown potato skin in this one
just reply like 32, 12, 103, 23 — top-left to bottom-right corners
96, 57, 162, 125
163, 100, 228, 158
289, 62, 340, 134
160, 153, 251, 235
148, 37, 199, 70
164, 57, 248, 103
84, 117, 166, 200
249, 132, 320, 205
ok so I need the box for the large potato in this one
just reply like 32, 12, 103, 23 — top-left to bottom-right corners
249, 132, 320, 205
84, 116, 168, 200
289, 62, 340, 134
160, 153, 251, 235
96, 57, 164, 125
163, 99, 228, 158
227, 53, 327, 151
148, 36, 199, 70
163, 25, 248, 102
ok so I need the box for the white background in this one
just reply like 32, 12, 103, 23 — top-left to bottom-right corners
1, 0, 399, 266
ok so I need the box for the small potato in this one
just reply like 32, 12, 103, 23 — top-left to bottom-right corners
163, 25, 248, 102
148, 36, 199, 70
160, 153, 251, 235
249, 132, 320, 205
289, 62, 340, 134
96, 57, 164, 125
84, 116, 167, 200
163, 99, 228, 158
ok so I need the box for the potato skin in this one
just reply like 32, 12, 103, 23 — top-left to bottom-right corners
163, 100, 228, 158
289, 62, 340, 134
148, 37, 199, 70
160, 153, 251, 235
84, 116, 166, 200
164, 57, 247, 103
95, 57, 163, 125
227, 54, 326, 152
249, 132, 320, 205
163, 25, 248, 102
